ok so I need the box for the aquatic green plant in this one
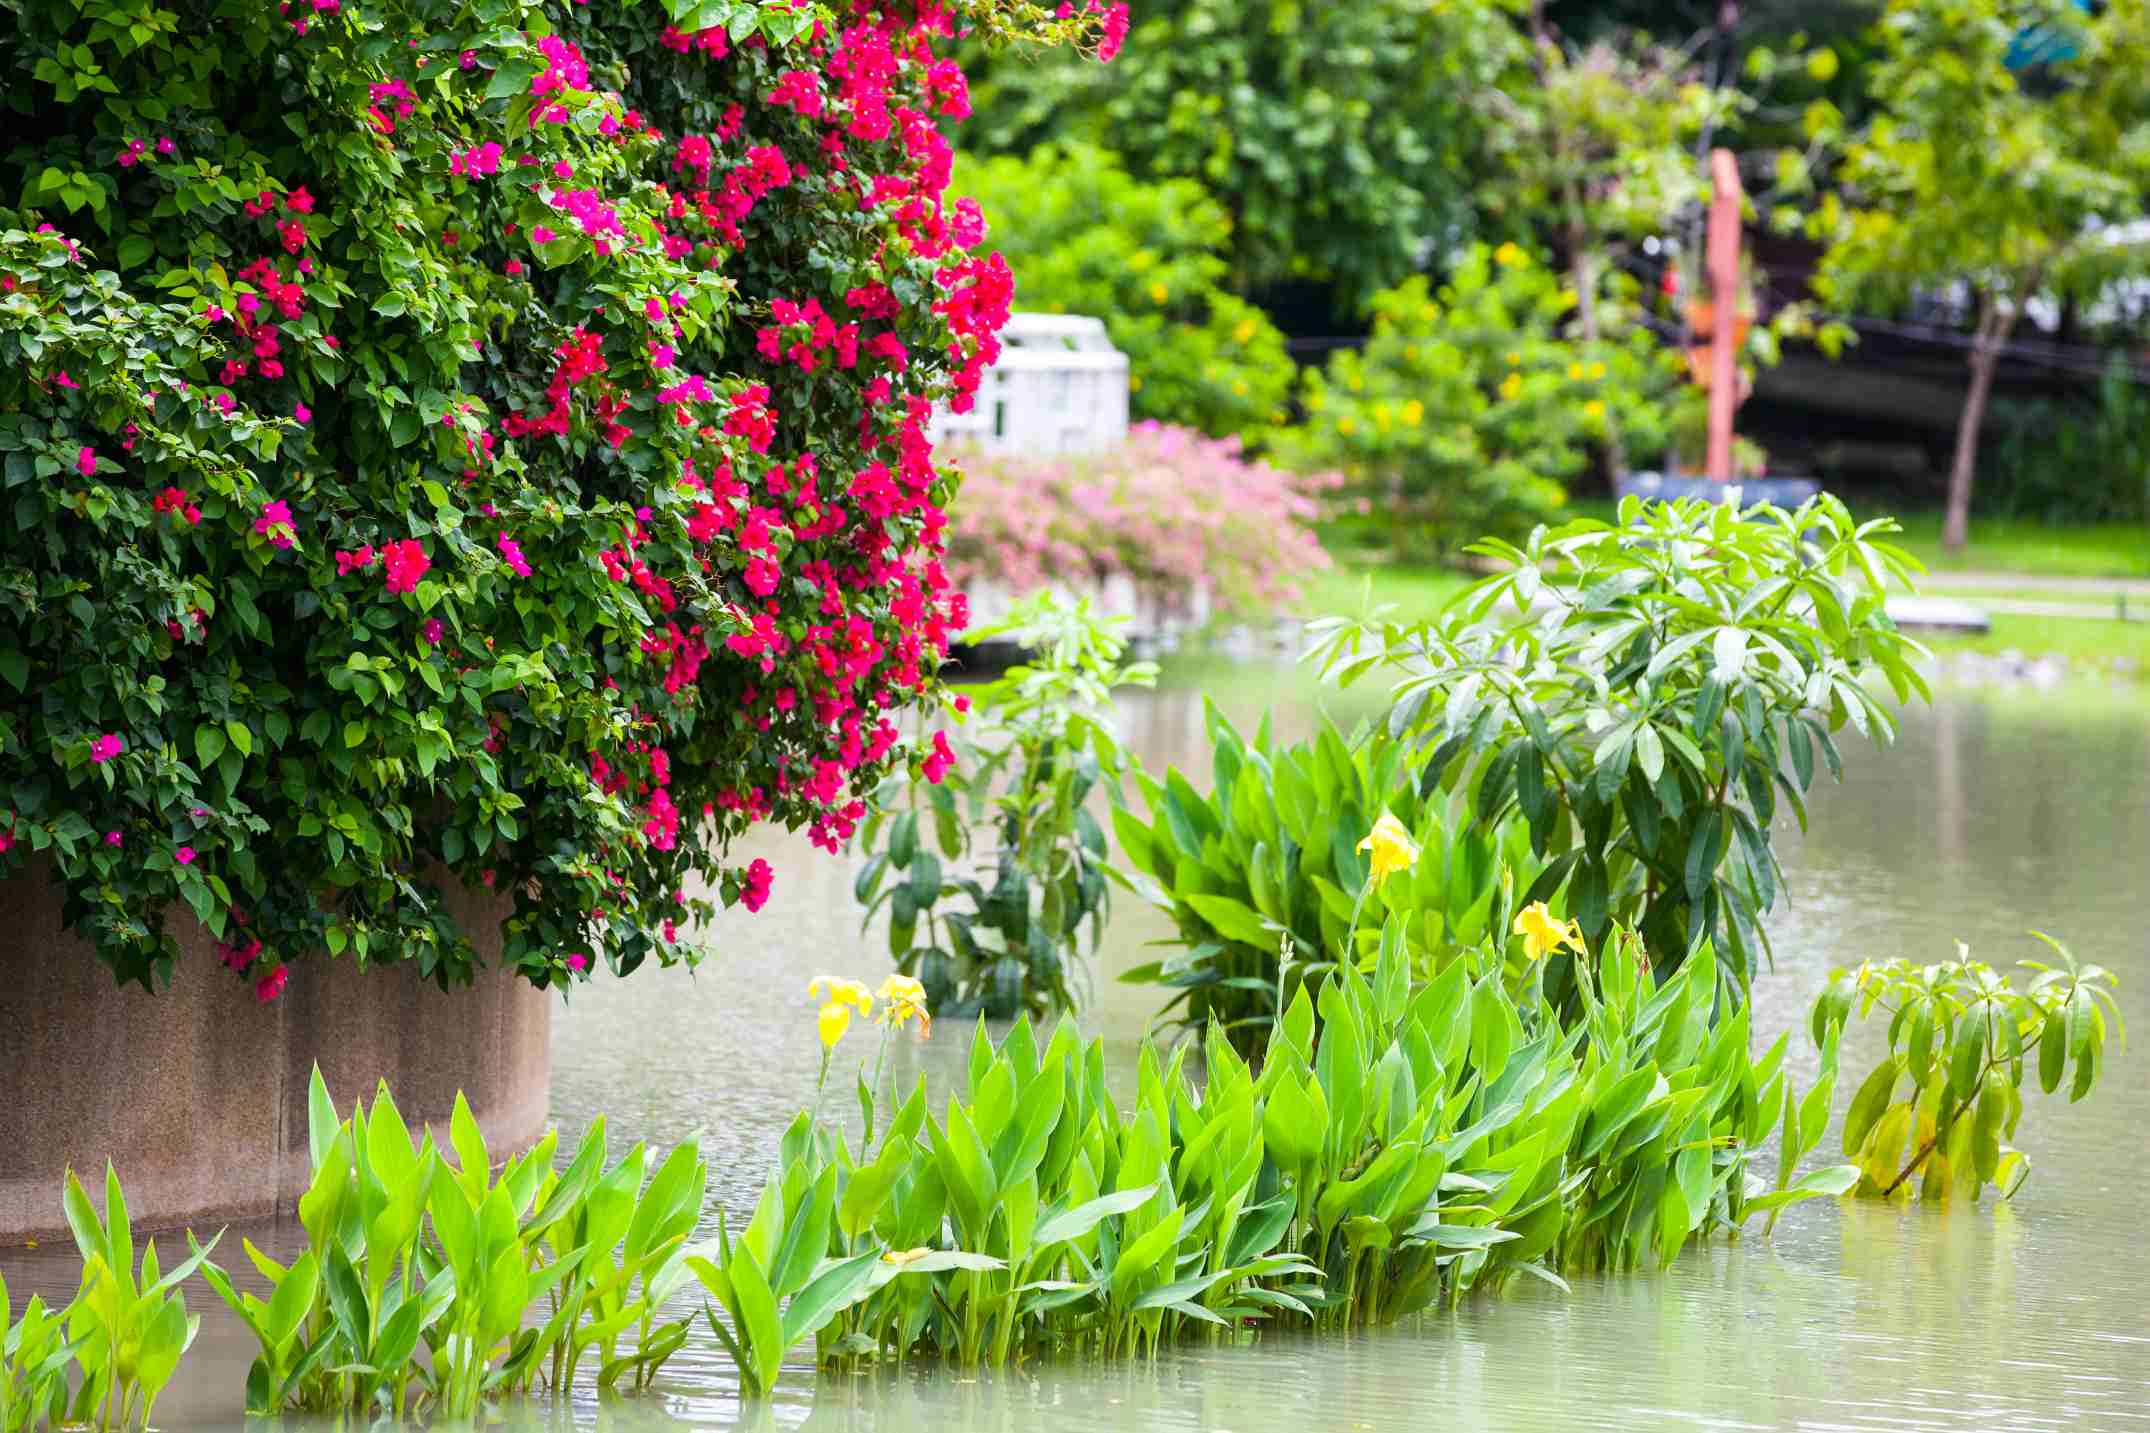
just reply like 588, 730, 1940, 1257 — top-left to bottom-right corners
1812, 935, 2124, 1202
690, 918, 1852, 1388
197, 1068, 706, 1420
1307, 495, 1932, 1001
1115, 704, 1554, 1051
55, 1167, 219, 1431
857, 590, 1157, 1018
0, 1274, 76, 1433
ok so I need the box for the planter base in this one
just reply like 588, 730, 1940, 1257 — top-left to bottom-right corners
0, 864, 552, 1239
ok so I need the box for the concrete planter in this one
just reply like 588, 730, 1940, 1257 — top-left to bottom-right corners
0, 862, 552, 1239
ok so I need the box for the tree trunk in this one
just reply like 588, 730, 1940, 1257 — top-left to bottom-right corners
1941, 304, 2014, 551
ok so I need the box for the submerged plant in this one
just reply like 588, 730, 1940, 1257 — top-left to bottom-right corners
856, 590, 1156, 1018
197, 1068, 706, 1420
692, 918, 1852, 1391
1116, 705, 1553, 1051
1812, 935, 2124, 1202
55, 1167, 218, 1432
0, 1275, 77, 1433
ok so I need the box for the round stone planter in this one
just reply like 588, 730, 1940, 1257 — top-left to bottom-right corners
0, 862, 553, 1240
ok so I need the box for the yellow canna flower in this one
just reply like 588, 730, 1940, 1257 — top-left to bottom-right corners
809, 974, 874, 1013
876, 973, 931, 1036
1584, 399, 1605, 418
1148, 281, 1169, 304
817, 1000, 854, 1049
1499, 372, 1523, 401
1357, 811, 1420, 883
1401, 399, 1424, 426
1567, 362, 1585, 381
1233, 318, 1258, 344
1494, 242, 1525, 267
1513, 902, 1585, 961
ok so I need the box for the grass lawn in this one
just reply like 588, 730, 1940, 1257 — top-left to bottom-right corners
1864, 513, 2150, 580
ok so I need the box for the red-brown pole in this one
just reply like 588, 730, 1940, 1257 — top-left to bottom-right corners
1705, 147, 1743, 481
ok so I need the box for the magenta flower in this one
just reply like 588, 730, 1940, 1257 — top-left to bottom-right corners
104, 830, 123, 847
254, 499, 296, 549
76, 446, 96, 478
566, 952, 588, 973
175, 845, 196, 865
381, 538, 430, 593
421, 617, 444, 645
256, 965, 287, 1002
294, 403, 312, 424
90, 733, 123, 763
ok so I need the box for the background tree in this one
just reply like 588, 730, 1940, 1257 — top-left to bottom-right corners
961, 0, 1519, 310
1812, 0, 2150, 550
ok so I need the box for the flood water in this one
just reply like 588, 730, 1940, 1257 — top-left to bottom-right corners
8, 663, 2150, 1430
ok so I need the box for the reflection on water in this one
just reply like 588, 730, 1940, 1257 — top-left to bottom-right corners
5, 669, 2149, 1430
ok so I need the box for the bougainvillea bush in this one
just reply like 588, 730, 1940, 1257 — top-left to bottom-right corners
0, 0, 1121, 994
944, 423, 1332, 621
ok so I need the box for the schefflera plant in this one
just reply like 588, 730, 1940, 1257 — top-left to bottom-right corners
1812, 934, 2124, 1202
1308, 494, 1932, 1001
195, 1068, 708, 1421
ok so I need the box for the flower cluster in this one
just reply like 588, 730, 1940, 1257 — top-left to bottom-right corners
0, 0, 1123, 995
945, 423, 1335, 620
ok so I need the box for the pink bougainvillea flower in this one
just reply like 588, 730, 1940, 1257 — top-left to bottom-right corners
256, 965, 288, 1002
175, 845, 196, 865
566, 952, 589, 973
381, 538, 429, 593
285, 185, 315, 214
104, 830, 123, 847
295, 402, 312, 424
254, 499, 296, 549
76, 445, 96, 478
421, 617, 444, 645
90, 733, 123, 763
741, 857, 773, 913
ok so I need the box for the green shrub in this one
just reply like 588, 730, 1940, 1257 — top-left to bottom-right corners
0, 0, 1113, 994
855, 591, 1154, 1019
1277, 244, 1697, 557
1308, 495, 1931, 1000
1812, 934, 2124, 1202
1984, 355, 2150, 525
951, 144, 1293, 440
1114, 705, 1553, 1052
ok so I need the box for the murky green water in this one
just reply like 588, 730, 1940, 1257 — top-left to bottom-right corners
8, 666, 2150, 1429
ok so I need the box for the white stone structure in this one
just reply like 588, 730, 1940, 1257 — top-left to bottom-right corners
930, 312, 1129, 457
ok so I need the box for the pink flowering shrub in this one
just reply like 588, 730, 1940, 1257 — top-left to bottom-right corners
0, 0, 1120, 994
944, 423, 1333, 619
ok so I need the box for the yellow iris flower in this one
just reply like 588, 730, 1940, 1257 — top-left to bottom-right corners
1513, 902, 1586, 961
1357, 812, 1420, 883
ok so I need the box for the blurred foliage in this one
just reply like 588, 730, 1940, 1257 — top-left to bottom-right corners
959, 0, 1520, 308
1276, 245, 1695, 556
953, 144, 1292, 439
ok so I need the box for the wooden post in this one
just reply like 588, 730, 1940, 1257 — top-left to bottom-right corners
1705, 148, 1743, 481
